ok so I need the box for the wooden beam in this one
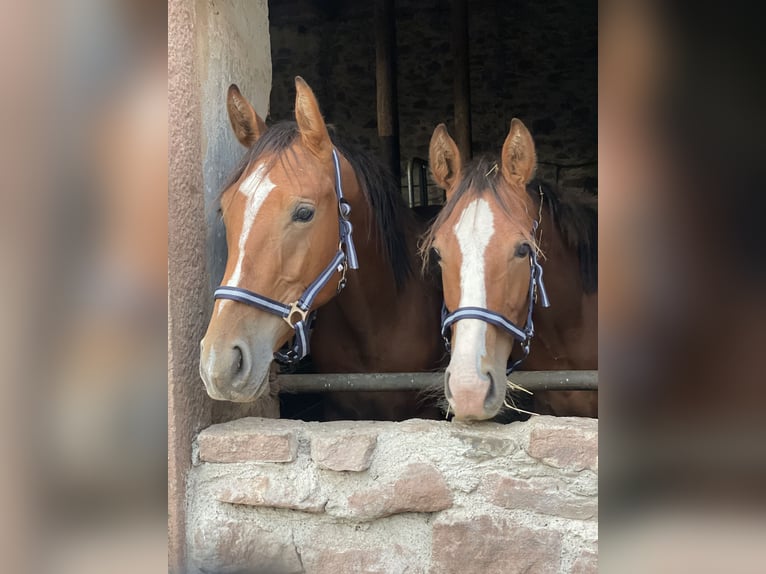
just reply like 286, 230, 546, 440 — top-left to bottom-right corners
374, 0, 401, 183
451, 0, 472, 160
276, 371, 598, 393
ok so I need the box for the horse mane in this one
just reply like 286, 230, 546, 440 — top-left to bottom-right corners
420, 155, 597, 294
219, 121, 414, 289
531, 178, 598, 294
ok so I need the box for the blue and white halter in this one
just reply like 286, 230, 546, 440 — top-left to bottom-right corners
213, 149, 359, 364
440, 220, 550, 375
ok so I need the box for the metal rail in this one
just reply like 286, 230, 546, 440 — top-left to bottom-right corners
276, 370, 597, 393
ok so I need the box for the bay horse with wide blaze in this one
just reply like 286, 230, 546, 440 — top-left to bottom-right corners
199, 77, 444, 420
423, 120, 597, 420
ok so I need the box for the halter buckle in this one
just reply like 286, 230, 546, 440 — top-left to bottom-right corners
337, 259, 349, 293
284, 302, 308, 327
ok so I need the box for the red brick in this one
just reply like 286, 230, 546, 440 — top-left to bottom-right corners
215, 473, 327, 513
197, 418, 297, 463
526, 418, 598, 471
342, 463, 452, 520
311, 431, 377, 471
431, 516, 562, 574
482, 474, 597, 520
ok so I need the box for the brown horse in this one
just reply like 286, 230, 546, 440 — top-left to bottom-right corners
423, 120, 597, 420
199, 77, 444, 420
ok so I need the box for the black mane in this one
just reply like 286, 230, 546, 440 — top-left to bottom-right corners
532, 178, 598, 294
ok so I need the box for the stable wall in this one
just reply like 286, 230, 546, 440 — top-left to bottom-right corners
268, 0, 597, 197
169, 1, 276, 572
186, 416, 598, 573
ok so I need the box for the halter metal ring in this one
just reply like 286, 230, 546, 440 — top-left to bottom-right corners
284, 302, 308, 327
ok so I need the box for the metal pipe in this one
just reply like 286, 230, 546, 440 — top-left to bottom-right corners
276, 370, 598, 393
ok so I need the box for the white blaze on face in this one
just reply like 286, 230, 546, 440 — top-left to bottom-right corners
216, 163, 276, 317
451, 198, 495, 375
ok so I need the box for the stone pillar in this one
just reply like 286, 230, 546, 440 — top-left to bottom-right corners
169, 1, 274, 571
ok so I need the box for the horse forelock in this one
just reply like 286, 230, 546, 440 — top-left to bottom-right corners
420, 156, 535, 271
421, 158, 597, 293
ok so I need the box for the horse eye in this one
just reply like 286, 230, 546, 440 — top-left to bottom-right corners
431, 247, 442, 262
292, 205, 315, 222
515, 242, 531, 258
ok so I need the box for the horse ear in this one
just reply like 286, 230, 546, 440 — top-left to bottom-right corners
294, 76, 332, 158
501, 118, 536, 186
227, 84, 267, 147
429, 124, 462, 199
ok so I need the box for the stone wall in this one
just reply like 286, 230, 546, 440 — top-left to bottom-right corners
268, 0, 597, 199
187, 416, 598, 573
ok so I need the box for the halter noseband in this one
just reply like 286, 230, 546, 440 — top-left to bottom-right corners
440, 220, 550, 375
213, 149, 359, 364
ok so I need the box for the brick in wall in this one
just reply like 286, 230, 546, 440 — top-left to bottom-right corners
310, 430, 378, 472
431, 515, 563, 574
197, 417, 298, 463
526, 416, 598, 472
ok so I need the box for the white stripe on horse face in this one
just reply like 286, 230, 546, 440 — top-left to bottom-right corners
226, 163, 276, 289
451, 198, 495, 373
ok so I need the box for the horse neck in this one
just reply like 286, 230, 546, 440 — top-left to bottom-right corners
334, 175, 422, 322
530, 207, 598, 368
313, 168, 443, 369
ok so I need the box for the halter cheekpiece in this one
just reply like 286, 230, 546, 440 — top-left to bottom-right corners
440, 220, 550, 375
213, 149, 359, 364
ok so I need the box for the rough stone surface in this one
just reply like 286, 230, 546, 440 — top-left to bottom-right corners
431, 515, 563, 574
311, 431, 378, 471
189, 517, 302, 574
300, 545, 422, 574
571, 548, 598, 574
342, 463, 453, 520
526, 417, 598, 471
482, 473, 598, 520
170, 1, 274, 571
215, 472, 327, 513
187, 417, 598, 573
198, 418, 297, 463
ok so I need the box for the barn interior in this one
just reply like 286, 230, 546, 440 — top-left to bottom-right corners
268, 0, 597, 200
264, 0, 597, 420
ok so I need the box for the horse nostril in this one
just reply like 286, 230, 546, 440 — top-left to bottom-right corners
233, 345, 244, 374
483, 371, 497, 411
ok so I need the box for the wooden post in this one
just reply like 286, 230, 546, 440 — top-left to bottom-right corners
375, 0, 401, 184
451, 0, 472, 160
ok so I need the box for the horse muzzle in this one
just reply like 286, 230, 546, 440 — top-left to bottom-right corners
199, 337, 269, 402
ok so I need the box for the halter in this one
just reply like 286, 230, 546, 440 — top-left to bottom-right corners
213, 148, 359, 364
440, 220, 550, 375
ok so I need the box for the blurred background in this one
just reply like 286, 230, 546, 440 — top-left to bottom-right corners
599, 0, 766, 571
0, 0, 166, 572
0, 0, 763, 572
